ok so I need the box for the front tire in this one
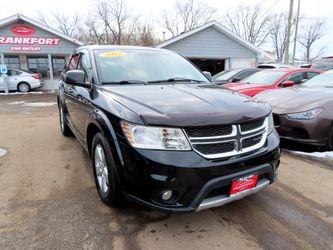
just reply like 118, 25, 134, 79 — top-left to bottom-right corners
58, 104, 72, 137
92, 132, 122, 206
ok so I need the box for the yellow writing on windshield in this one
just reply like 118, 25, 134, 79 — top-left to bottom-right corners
99, 51, 128, 57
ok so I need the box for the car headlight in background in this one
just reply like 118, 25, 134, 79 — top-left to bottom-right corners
286, 108, 324, 120
267, 113, 274, 134
121, 121, 191, 150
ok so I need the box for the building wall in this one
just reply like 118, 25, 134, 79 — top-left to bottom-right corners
163, 27, 257, 59
0, 21, 78, 54
230, 58, 257, 69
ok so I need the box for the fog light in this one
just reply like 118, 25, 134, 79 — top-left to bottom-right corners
162, 190, 173, 201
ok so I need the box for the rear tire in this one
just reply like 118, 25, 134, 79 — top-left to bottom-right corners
92, 132, 123, 206
58, 104, 72, 137
328, 125, 333, 151
17, 82, 31, 93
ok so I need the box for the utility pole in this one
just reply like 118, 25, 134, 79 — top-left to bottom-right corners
292, 0, 301, 65
284, 0, 294, 64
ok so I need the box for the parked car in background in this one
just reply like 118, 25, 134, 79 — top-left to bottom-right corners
310, 57, 333, 71
256, 70, 333, 149
0, 69, 43, 92
257, 63, 295, 69
223, 68, 322, 97
212, 68, 261, 85
57, 45, 280, 212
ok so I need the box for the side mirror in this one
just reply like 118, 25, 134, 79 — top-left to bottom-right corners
203, 71, 212, 81
282, 80, 295, 87
64, 70, 90, 88
231, 77, 240, 83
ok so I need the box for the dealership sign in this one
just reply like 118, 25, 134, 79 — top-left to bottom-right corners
0, 25, 61, 51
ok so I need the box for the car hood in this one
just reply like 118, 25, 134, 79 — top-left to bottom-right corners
255, 86, 333, 114
223, 83, 268, 92
101, 84, 271, 127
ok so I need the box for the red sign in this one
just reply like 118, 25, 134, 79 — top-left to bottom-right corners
230, 174, 258, 195
11, 25, 35, 35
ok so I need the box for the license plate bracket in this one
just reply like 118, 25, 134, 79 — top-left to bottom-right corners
230, 173, 259, 195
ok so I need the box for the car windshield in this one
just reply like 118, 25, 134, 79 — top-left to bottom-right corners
302, 70, 333, 87
212, 69, 242, 81
94, 49, 209, 84
240, 70, 286, 85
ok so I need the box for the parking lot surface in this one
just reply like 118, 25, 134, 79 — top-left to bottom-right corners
0, 93, 333, 250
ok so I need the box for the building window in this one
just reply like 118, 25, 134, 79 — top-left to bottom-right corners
52, 57, 66, 78
27, 57, 49, 78
4, 56, 20, 69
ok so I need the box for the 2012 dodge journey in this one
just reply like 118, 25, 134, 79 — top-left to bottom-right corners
57, 45, 280, 213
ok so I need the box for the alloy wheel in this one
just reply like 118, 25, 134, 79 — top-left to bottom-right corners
94, 144, 109, 194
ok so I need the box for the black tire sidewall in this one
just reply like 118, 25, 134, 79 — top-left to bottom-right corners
58, 104, 72, 137
92, 132, 121, 205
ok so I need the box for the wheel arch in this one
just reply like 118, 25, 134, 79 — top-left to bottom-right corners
86, 109, 125, 168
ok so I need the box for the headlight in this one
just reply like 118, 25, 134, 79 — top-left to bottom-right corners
121, 121, 191, 150
267, 113, 274, 134
286, 108, 324, 120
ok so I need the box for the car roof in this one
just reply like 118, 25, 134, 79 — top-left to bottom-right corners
261, 68, 322, 73
77, 45, 172, 53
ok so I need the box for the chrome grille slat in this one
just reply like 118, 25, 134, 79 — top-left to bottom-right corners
184, 117, 268, 159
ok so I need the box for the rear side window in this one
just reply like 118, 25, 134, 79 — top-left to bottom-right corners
67, 54, 80, 70
307, 71, 320, 79
236, 70, 258, 80
7, 70, 22, 76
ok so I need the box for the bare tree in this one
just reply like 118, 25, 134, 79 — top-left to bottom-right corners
161, 0, 216, 37
223, 4, 272, 47
299, 20, 326, 62
94, 0, 137, 45
269, 12, 290, 62
35, 11, 79, 37
134, 22, 159, 46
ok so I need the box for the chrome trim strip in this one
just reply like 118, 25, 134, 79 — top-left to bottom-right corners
191, 139, 237, 145
239, 118, 267, 135
184, 117, 268, 159
188, 125, 237, 140
196, 178, 270, 211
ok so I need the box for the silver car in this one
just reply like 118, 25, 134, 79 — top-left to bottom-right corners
0, 69, 43, 92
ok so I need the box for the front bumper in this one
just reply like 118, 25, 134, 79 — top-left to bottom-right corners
273, 113, 331, 146
118, 130, 280, 213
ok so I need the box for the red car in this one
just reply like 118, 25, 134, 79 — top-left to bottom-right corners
223, 68, 322, 97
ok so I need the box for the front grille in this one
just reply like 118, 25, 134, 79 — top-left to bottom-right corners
185, 117, 268, 159
240, 118, 265, 132
193, 142, 235, 155
185, 125, 232, 137
242, 134, 263, 148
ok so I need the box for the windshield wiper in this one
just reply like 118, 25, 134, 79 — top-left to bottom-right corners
102, 80, 147, 85
148, 77, 204, 84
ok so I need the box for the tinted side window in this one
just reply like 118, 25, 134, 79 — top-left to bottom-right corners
67, 54, 80, 70
285, 72, 305, 84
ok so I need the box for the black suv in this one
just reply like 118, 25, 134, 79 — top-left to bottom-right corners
57, 45, 280, 213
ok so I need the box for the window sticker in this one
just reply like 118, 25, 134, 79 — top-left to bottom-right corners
98, 51, 127, 57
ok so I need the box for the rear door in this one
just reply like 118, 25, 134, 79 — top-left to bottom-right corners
63, 53, 80, 132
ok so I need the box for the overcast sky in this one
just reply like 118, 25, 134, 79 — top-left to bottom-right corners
1, 0, 332, 58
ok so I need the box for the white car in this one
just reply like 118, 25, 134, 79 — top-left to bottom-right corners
0, 68, 43, 92
257, 63, 295, 69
